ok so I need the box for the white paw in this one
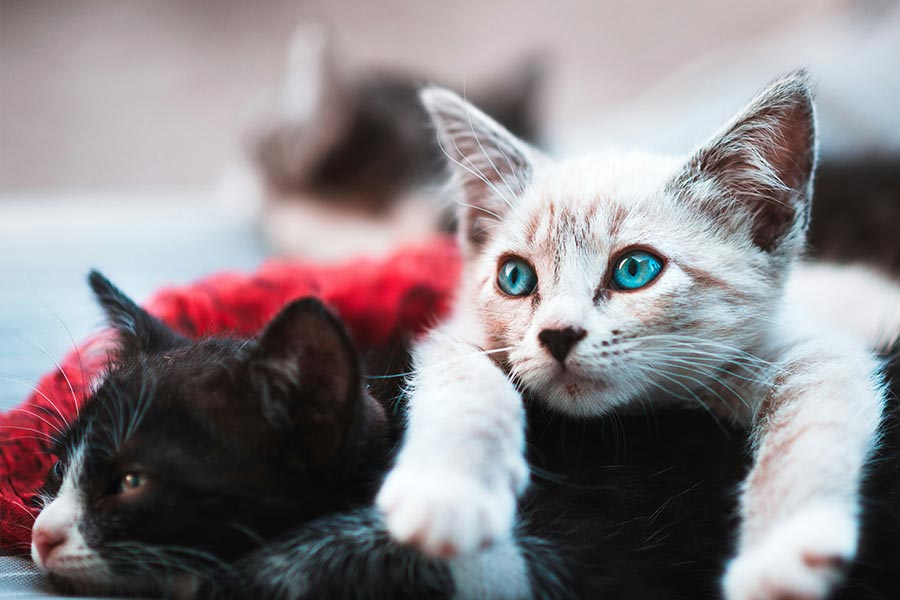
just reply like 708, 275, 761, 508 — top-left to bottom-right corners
376, 468, 516, 558
724, 504, 857, 600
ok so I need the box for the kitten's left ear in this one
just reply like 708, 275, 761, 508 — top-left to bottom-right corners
674, 70, 816, 255
250, 298, 361, 465
88, 271, 186, 355
421, 87, 543, 255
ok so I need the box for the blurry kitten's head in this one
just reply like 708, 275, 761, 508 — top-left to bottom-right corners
244, 22, 546, 261
424, 72, 816, 417
31, 272, 386, 595
249, 21, 544, 211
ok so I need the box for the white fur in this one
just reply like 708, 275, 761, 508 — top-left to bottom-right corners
262, 190, 442, 260
377, 316, 528, 556
724, 502, 857, 600
31, 444, 108, 582
787, 262, 900, 347
380, 76, 894, 600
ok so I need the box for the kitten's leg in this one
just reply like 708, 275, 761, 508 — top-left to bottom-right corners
226, 509, 454, 599
724, 334, 886, 600
377, 323, 528, 557
228, 508, 537, 600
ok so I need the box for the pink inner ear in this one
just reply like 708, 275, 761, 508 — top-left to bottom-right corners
739, 95, 815, 194
422, 88, 536, 253
678, 74, 815, 253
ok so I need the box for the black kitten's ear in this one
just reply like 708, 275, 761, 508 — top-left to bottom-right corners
88, 271, 185, 355
421, 87, 544, 256
250, 298, 361, 465
673, 70, 816, 255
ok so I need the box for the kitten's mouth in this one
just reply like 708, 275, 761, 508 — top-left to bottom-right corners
45, 561, 105, 591
557, 369, 607, 395
47, 562, 153, 597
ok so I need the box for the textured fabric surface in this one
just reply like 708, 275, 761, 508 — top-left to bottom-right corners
0, 556, 129, 598
0, 558, 56, 598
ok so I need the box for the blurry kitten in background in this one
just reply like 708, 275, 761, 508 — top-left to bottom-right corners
229, 23, 544, 260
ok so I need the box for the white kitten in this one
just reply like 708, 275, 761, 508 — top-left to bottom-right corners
377, 72, 895, 600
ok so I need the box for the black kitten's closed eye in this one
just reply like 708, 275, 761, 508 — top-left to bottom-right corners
51, 460, 64, 481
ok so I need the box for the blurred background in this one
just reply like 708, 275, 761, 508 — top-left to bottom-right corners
1, 0, 898, 407
1, 0, 839, 191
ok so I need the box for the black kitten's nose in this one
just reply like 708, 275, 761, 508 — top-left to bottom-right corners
538, 327, 586, 363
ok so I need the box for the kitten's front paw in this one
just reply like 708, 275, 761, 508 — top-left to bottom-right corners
723, 504, 857, 600
376, 468, 516, 558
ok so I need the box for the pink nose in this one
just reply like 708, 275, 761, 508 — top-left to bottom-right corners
32, 526, 67, 564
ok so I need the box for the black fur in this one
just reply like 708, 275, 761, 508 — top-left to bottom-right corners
808, 157, 900, 276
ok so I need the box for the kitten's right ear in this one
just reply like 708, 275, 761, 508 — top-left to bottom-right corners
278, 21, 344, 123
88, 271, 185, 355
673, 71, 816, 255
421, 87, 541, 254
250, 298, 362, 465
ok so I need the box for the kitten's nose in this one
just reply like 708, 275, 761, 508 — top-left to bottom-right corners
538, 327, 586, 363
32, 525, 67, 565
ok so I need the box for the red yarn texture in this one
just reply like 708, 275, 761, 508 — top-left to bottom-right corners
0, 237, 460, 549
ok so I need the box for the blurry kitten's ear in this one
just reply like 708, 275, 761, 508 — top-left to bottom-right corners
421, 87, 542, 255
88, 271, 185, 355
673, 70, 816, 256
249, 21, 352, 192
278, 21, 345, 123
250, 297, 361, 465
472, 55, 546, 145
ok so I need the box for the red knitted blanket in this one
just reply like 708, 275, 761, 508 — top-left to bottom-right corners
0, 237, 460, 549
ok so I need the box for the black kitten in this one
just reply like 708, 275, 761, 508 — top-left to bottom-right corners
31, 272, 390, 596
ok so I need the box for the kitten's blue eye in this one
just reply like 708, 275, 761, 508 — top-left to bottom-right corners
611, 250, 663, 290
497, 258, 537, 296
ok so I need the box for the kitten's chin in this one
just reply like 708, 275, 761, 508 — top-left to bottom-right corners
46, 565, 164, 597
532, 375, 623, 418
